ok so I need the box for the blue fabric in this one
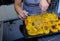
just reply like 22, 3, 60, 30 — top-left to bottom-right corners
24, 0, 40, 4
23, 0, 41, 16
57, 0, 60, 13
56, 0, 60, 17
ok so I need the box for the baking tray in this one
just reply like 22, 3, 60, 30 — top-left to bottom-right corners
19, 21, 60, 39
19, 12, 60, 39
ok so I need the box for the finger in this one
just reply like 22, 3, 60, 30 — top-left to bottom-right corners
39, 4, 42, 10
42, 6, 48, 12
44, 7, 48, 12
21, 12, 27, 19
39, 3, 42, 10
21, 13, 26, 19
39, 4, 42, 8
18, 14, 26, 20
25, 12, 28, 16
23, 10, 28, 16
18, 11, 27, 19
41, 5, 45, 11
45, 4, 49, 10
41, 6, 45, 12
19, 11, 26, 19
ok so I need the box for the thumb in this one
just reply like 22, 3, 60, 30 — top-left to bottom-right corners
23, 10, 28, 16
25, 12, 28, 16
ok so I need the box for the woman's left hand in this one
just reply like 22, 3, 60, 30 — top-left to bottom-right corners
39, 0, 49, 13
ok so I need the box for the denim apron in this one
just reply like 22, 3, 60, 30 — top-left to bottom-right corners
22, 0, 60, 41
58, 0, 60, 13
57, 0, 60, 17
23, 0, 41, 15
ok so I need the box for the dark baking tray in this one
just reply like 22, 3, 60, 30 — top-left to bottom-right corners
19, 21, 60, 39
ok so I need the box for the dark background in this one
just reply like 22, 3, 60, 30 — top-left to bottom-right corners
0, 0, 24, 5
0, 0, 14, 5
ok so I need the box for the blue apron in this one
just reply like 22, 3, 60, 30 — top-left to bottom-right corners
57, 0, 60, 17
23, 0, 41, 15
58, 0, 60, 13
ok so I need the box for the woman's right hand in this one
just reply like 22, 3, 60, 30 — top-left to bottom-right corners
18, 10, 28, 19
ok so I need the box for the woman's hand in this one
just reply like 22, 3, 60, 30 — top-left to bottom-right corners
18, 10, 28, 19
39, 0, 49, 13
14, 0, 28, 19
